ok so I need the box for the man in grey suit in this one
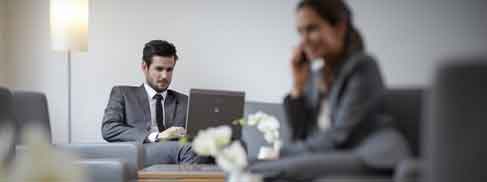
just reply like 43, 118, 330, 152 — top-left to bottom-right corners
102, 40, 207, 165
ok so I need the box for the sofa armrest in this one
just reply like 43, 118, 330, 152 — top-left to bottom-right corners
58, 142, 143, 180
394, 159, 421, 182
75, 159, 129, 182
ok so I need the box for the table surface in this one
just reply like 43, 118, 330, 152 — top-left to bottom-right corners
138, 164, 225, 182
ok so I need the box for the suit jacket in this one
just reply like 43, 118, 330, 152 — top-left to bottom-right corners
282, 51, 411, 169
101, 85, 188, 143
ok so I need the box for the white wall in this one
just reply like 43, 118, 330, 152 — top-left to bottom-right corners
349, 0, 487, 87
0, 0, 6, 85
4, 0, 487, 143
6, 0, 70, 143
72, 0, 298, 143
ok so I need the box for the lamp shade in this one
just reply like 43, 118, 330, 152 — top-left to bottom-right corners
50, 0, 88, 52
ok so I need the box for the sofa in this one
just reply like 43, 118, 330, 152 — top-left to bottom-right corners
402, 58, 487, 182
4, 86, 426, 182
6, 88, 140, 182
242, 89, 425, 182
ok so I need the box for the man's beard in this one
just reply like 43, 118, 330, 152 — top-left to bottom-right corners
148, 79, 168, 93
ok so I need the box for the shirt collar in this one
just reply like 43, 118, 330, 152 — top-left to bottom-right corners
144, 83, 168, 100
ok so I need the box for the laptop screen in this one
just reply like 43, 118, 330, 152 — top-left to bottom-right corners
185, 89, 245, 140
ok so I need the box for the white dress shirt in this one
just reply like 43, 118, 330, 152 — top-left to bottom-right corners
317, 100, 331, 130
144, 83, 168, 143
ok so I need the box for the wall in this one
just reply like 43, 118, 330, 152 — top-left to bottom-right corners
5, 0, 487, 143
6, 0, 69, 143
349, 0, 487, 86
0, 0, 6, 85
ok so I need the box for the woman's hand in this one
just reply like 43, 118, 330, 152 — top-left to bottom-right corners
290, 45, 310, 98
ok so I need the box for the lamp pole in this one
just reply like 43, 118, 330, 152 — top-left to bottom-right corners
67, 50, 72, 143
50, 0, 88, 144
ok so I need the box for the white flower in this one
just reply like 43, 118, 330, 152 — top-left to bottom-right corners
247, 111, 267, 126
0, 123, 14, 181
273, 140, 283, 151
257, 117, 279, 144
10, 125, 85, 182
257, 146, 278, 160
228, 172, 263, 182
263, 130, 279, 144
246, 111, 281, 144
192, 125, 232, 156
247, 111, 279, 127
256, 115, 279, 133
0, 122, 14, 166
215, 142, 248, 173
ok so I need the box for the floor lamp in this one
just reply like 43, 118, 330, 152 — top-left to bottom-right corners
50, 0, 89, 143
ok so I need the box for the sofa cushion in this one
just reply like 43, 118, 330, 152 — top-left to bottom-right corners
12, 90, 52, 144
58, 142, 143, 180
383, 89, 424, 157
75, 159, 129, 182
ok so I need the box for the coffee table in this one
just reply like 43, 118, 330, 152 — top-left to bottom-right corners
138, 164, 225, 182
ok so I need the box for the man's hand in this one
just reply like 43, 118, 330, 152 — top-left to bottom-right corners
158, 127, 186, 141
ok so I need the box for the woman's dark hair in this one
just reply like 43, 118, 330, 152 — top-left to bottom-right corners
297, 0, 364, 54
142, 40, 179, 66
297, 0, 364, 93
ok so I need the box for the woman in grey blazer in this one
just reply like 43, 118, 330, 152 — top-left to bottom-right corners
250, 0, 411, 181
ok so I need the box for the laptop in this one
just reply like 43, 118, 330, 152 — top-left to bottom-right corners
185, 88, 245, 140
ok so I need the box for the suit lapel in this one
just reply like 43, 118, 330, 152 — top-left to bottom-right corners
164, 90, 177, 127
328, 51, 366, 121
136, 85, 151, 126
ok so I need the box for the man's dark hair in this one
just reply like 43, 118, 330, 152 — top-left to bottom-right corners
142, 40, 179, 66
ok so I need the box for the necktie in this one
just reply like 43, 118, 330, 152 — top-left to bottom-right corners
153, 94, 165, 132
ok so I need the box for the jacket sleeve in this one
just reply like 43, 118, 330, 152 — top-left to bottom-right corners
283, 94, 317, 142
281, 58, 384, 156
101, 86, 149, 143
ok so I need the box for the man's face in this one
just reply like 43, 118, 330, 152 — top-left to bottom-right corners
142, 56, 176, 92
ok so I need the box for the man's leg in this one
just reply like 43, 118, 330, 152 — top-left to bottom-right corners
176, 143, 214, 164
143, 141, 213, 167
143, 142, 181, 166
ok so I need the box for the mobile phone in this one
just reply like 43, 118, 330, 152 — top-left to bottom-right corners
298, 52, 309, 65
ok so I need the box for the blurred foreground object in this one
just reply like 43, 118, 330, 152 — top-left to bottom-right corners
10, 125, 86, 182
425, 58, 487, 182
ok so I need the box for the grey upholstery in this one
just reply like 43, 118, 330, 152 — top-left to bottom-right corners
243, 101, 289, 161
250, 152, 384, 181
424, 59, 487, 182
16, 145, 132, 182
244, 89, 424, 182
58, 143, 143, 181
9, 89, 139, 181
394, 159, 421, 182
75, 159, 129, 182
383, 89, 424, 157
0, 86, 16, 167
12, 90, 52, 144
0, 86, 13, 123
318, 89, 425, 182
